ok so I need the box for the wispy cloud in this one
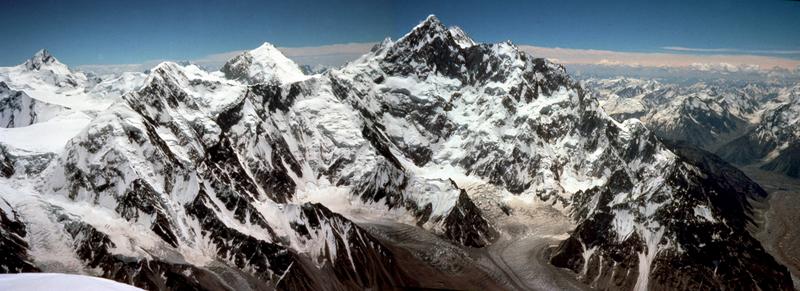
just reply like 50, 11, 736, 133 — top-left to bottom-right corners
662, 46, 800, 55
76, 42, 800, 75
519, 45, 800, 70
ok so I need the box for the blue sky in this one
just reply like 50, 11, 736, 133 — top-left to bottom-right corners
1, 0, 799, 66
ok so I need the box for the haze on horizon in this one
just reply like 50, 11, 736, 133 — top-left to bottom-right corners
2, 0, 800, 70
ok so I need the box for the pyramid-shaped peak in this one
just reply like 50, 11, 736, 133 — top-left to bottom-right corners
247, 42, 295, 63
221, 42, 306, 85
33, 49, 54, 60
399, 15, 449, 41
252, 42, 280, 53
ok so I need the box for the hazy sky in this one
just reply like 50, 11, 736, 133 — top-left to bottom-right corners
1, 0, 799, 67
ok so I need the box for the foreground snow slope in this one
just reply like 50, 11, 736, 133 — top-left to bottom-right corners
0, 273, 143, 291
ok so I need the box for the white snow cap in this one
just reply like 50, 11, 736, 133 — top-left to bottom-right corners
244, 42, 307, 84
421, 14, 443, 26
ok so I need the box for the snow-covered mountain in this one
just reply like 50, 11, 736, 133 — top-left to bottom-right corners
0, 50, 146, 112
717, 85, 800, 177
584, 77, 800, 179
0, 15, 794, 290
221, 42, 308, 85
0, 51, 146, 171
585, 78, 777, 148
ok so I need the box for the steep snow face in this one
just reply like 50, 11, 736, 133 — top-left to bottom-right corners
0, 82, 70, 128
448, 26, 476, 49
326, 16, 790, 290
221, 42, 307, 85
337, 15, 642, 207
0, 111, 92, 153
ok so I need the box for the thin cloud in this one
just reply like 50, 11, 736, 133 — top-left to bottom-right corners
662, 46, 800, 55
519, 45, 800, 70
77, 42, 800, 75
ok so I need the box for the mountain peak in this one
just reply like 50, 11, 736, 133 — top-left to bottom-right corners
221, 42, 306, 85
33, 49, 53, 61
398, 14, 448, 43
422, 14, 442, 26
149, 61, 184, 75
253, 42, 278, 51
24, 49, 61, 70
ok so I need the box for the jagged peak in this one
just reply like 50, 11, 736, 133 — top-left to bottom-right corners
24, 49, 64, 71
141, 61, 195, 90
421, 14, 442, 27
32, 49, 54, 62
370, 37, 394, 53
397, 14, 449, 43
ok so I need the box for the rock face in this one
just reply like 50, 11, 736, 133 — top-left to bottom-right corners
0, 15, 794, 291
0, 198, 39, 273
548, 126, 793, 290
551, 140, 789, 290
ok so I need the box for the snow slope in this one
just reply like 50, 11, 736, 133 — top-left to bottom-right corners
0, 273, 143, 291
0, 50, 145, 112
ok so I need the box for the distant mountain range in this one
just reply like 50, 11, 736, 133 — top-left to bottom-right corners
584, 77, 800, 178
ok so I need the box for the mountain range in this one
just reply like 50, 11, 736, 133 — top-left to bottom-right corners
0, 15, 795, 290
584, 77, 800, 178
